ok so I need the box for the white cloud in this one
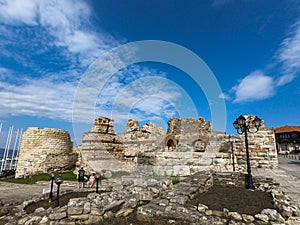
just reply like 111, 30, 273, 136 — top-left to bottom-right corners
0, 77, 76, 121
0, 0, 119, 69
0, 0, 126, 123
233, 71, 275, 103
276, 21, 300, 86
230, 20, 300, 102
276, 74, 296, 87
0, 0, 38, 25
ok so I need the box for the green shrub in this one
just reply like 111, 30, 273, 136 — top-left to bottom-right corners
171, 176, 180, 185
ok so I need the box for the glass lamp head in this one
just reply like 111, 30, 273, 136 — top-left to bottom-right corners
237, 115, 246, 126
253, 116, 262, 128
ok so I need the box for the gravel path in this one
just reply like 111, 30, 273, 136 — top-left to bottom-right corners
0, 181, 77, 205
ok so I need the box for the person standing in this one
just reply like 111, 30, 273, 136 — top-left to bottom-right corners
77, 167, 85, 188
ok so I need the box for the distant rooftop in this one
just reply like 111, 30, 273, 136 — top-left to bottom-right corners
275, 125, 300, 134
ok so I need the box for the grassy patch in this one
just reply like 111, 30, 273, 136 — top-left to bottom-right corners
1, 171, 76, 185
171, 176, 180, 185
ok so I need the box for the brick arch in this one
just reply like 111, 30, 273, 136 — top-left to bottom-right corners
164, 135, 177, 150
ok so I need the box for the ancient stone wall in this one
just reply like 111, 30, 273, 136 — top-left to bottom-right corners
234, 127, 278, 169
119, 120, 165, 158
213, 116, 278, 171
80, 115, 278, 176
166, 117, 212, 152
15, 127, 76, 178
80, 117, 130, 172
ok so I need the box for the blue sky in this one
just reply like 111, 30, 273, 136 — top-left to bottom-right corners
0, 0, 300, 146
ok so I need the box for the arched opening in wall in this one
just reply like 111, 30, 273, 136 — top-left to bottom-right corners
164, 135, 177, 150
167, 139, 175, 149
193, 139, 206, 152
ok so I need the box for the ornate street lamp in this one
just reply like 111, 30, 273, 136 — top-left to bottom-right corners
49, 172, 55, 201
233, 115, 262, 189
95, 174, 100, 193
55, 175, 64, 207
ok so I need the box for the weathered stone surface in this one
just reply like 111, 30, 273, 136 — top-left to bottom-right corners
138, 190, 153, 201
254, 213, 269, 222
125, 119, 140, 133
198, 203, 209, 213
115, 207, 134, 217
68, 214, 89, 220
83, 215, 103, 224
16, 127, 75, 178
80, 117, 131, 172
18, 216, 30, 225
261, 208, 285, 222
103, 200, 125, 212
242, 214, 255, 223
39, 216, 49, 224
275, 203, 293, 218
49, 211, 67, 220
228, 211, 242, 221
2, 171, 299, 225
83, 202, 91, 214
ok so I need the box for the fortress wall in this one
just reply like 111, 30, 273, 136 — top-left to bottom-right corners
15, 127, 76, 178
234, 127, 278, 169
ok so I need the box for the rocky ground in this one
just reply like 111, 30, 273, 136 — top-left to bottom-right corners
1, 171, 299, 225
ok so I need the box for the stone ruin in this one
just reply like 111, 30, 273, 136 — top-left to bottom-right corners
5, 116, 294, 225
3, 171, 299, 225
15, 127, 77, 178
79, 115, 278, 176
14, 115, 278, 178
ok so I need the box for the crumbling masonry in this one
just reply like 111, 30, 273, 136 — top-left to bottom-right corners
15, 115, 278, 177
79, 115, 278, 176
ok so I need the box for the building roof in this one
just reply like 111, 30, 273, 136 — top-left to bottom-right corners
275, 125, 300, 134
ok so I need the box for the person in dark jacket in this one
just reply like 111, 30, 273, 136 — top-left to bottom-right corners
77, 167, 85, 188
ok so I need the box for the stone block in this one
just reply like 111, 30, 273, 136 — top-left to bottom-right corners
67, 206, 83, 215
49, 211, 67, 220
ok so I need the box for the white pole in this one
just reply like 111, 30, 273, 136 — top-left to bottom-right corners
10, 128, 19, 170
0, 122, 2, 133
14, 128, 23, 170
1, 126, 12, 172
3, 126, 13, 171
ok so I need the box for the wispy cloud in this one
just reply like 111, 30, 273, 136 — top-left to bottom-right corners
0, 76, 75, 120
232, 71, 275, 103
230, 18, 300, 103
0, 0, 122, 122
94, 66, 198, 128
276, 21, 300, 86
0, 0, 119, 71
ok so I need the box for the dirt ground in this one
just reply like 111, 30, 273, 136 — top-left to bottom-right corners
187, 185, 274, 215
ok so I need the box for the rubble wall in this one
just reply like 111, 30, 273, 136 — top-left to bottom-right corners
234, 127, 278, 169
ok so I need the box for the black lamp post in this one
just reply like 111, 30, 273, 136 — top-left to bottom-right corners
49, 172, 55, 201
55, 175, 64, 207
233, 115, 262, 189
95, 174, 100, 193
